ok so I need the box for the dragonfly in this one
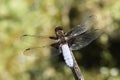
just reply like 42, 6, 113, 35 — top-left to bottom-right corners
22, 15, 101, 68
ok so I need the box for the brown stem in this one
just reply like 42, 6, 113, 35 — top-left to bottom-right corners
70, 51, 84, 80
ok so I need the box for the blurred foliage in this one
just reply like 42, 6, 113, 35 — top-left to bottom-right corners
0, 0, 120, 80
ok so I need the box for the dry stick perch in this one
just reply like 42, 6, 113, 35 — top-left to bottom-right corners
70, 51, 84, 80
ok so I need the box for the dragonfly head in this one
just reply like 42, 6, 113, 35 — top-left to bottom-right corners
55, 26, 63, 32
55, 26, 64, 37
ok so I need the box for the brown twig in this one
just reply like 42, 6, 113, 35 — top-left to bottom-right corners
70, 51, 84, 80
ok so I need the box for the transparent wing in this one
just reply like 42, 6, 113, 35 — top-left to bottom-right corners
23, 45, 49, 56
20, 34, 57, 46
70, 29, 101, 50
23, 43, 61, 56
20, 34, 57, 41
66, 15, 97, 39
20, 34, 60, 56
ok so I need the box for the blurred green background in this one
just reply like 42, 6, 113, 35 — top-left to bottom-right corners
0, 0, 120, 80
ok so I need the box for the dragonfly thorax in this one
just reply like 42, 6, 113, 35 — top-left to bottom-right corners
55, 26, 68, 44
57, 37, 67, 45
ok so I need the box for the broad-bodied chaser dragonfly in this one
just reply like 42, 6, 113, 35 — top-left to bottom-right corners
22, 15, 101, 68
